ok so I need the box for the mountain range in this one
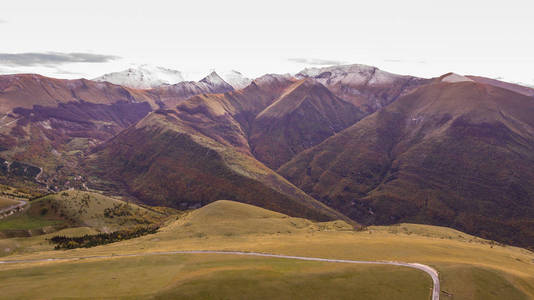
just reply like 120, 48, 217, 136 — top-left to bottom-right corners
94, 65, 251, 90
1, 64, 534, 248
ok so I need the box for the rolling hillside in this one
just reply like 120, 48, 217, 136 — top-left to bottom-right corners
1, 200, 533, 300
0, 190, 171, 239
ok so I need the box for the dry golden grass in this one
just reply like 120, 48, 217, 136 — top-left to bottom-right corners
1, 200, 533, 299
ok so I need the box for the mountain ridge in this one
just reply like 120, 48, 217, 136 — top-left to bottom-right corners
279, 79, 534, 247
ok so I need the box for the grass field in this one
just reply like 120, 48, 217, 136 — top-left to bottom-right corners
1, 200, 533, 299
0, 213, 62, 231
0, 227, 98, 257
0, 254, 432, 300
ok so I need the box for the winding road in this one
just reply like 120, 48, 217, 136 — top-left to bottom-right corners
0, 250, 440, 300
0, 199, 28, 218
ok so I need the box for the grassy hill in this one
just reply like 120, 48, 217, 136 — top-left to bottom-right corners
1, 200, 533, 299
163, 200, 353, 238
31, 190, 173, 231
0, 190, 174, 240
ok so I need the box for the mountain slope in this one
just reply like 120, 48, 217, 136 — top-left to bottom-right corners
279, 80, 534, 247
296, 64, 429, 113
0, 74, 158, 188
174, 75, 364, 169
467, 75, 534, 97
0, 74, 157, 114
250, 79, 365, 169
84, 110, 351, 223
94, 65, 186, 89
83, 73, 357, 222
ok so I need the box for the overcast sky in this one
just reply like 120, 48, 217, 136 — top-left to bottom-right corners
1, 0, 533, 84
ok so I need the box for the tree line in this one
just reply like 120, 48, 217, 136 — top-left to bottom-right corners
49, 225, 159, 249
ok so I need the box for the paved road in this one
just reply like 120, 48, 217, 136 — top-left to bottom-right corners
0, 250, 440, 299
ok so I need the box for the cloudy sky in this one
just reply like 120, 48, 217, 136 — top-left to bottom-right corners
1, 0, 533, 84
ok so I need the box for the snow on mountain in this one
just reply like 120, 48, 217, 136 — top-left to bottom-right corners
150, 71, 235, 107
94, 65, 185, 89
294, 64, 427, 113
94, 66, 252, 90
218, 70, 252, 90
199, 71, 229, 87
441, 73, 474, 83
296, 64, 409, 87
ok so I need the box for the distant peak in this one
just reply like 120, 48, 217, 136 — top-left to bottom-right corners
217, 70, 252, 90
200, 71, 224, 83
440, 73, 474, 83
198, 71, 233, 90
93, 64, 185, 89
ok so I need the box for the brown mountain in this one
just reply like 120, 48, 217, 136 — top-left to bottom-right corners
0, 73, 157, 114
296, 64, 429, 113
250, 79, 365, 169
0, 74, 159, 187
0, 72, 238, 189
279, 79, 534, 248
84, 109, 352, 223
83, 74, 363, 223
467, 75, 534, 97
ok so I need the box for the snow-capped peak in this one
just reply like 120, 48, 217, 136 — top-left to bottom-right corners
200, 71, 225, 85
94, 65, 185, 89
199, 71, 233, 90
296, 64, 409, 86
218, 70, 252, 90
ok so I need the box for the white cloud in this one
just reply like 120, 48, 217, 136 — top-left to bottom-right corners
0, 52, 120, 67
288, 58, 346, 66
